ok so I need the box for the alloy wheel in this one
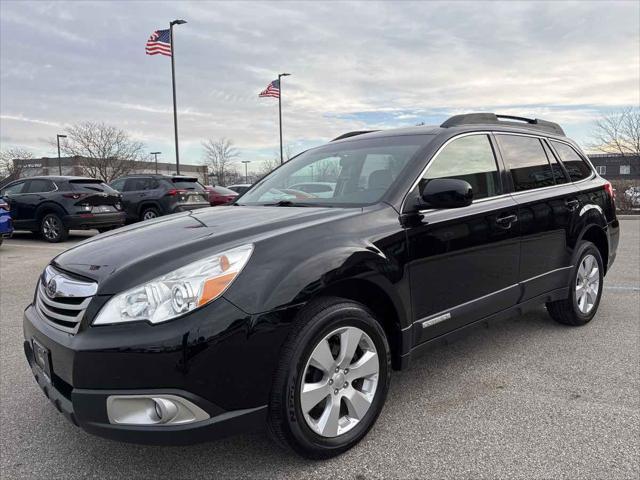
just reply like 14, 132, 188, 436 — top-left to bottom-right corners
142, 210, 158, 220
299, 326, 379, 438
575, 253, 600, 314
42, 216, 61, 241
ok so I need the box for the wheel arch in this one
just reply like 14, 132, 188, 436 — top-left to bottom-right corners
35, 202, 67, 222
137, 201, 162, 217
311, 278, 407, 371
577, 224, 609, 273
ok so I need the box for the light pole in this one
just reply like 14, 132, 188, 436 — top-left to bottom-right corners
277, 72, 290, 165
241, 160, 251, 184
169, 19, 187, 175
56, 134, 67, 175
150, 151, 161, 174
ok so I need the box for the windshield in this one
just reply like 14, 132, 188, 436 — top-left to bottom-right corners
238, 135, 433, 207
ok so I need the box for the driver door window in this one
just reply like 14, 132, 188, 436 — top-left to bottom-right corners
422, 134, 501, 200
2, 181, 25, 195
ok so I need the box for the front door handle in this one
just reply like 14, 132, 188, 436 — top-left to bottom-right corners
566, 199, 579, 211
496, 213, 518, 228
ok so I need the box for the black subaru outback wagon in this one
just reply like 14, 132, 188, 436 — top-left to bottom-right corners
23, 113, 618, 458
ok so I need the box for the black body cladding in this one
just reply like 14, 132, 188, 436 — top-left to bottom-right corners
22, 117, 619, 446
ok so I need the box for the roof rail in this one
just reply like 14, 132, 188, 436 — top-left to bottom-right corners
440, 113, 565, 136
331, 130, 377, 141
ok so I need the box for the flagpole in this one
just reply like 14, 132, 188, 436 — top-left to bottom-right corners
278, 73, 290, 165
169, 19, 186, 175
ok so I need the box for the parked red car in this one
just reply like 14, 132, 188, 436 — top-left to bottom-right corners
204, 185, 239, 206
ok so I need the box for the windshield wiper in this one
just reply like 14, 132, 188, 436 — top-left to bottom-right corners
264, 200, 312, 207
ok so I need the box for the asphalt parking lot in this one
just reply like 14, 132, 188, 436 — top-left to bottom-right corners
1, 222, 638, 480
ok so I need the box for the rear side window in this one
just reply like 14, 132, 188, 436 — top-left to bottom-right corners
496, 135, 555, 192
70, 179, 117, 193
26, 179, 56, 193
171, 178, 204, 191
550, 141, 593, 181
542, 141, 568, 185
423, 134, 500, 200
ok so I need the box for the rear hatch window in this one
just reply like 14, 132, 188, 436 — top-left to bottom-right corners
171, 178, 204, 191
212, 186, 238, 195
70, 179, 118, 194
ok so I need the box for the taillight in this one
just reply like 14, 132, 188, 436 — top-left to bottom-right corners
166, 189, 187, 196
604, 182, 614, 198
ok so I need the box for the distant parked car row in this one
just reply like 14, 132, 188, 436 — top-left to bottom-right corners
0, 174, 214, 243
0, 173, 344, 243
0, 176, 125, 242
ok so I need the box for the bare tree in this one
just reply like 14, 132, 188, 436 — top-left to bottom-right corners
57, 122, 145, 182
202, 138, 239, 185
0, 147, 33, 179
590, 108, 640, 156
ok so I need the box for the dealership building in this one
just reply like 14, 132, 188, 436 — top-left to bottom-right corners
587, 153, 640, 179
7, 156, 209, 184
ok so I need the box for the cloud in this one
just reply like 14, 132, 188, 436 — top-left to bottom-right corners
0, 0, 638, 172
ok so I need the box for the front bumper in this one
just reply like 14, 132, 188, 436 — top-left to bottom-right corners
63, 212, 126, 230
22, 296, 296, 444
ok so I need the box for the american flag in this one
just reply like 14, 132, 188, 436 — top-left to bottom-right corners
145, 29, 171, 56
259, 79, 280, 98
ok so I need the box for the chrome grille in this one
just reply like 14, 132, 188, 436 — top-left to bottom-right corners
35, 266, 97, 334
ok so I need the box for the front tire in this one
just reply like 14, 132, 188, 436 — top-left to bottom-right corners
546, 241, 604, 326
268, 297, 390, 459
41, 213, 68, 243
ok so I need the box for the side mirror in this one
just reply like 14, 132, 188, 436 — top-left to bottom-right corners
420, 178, 473, 209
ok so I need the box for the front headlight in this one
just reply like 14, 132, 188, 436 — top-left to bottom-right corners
93, 244, 253, 325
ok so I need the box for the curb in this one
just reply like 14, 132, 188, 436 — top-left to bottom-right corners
618, 215, 640, 220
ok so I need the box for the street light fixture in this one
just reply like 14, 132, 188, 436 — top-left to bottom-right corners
241, 160, 251, 184
56, 134, 67, 175
150, 151, 162, 174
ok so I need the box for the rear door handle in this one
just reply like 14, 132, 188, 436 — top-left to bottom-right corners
496, 214, 518, 228
566, 199, 579, 211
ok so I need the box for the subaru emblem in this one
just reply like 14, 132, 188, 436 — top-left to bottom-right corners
46, 278, 58, 298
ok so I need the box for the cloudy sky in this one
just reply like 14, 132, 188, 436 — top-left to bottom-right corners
1, 0, 638, 172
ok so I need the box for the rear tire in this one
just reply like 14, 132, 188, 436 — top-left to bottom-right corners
40, 213, 68, 243
268, 297, 391, 459
140, 206, 160, 221
546, 241, 604, 326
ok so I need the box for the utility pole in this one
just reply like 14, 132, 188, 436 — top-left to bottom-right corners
169, 19, 187, 175
278, 73, 291, 165
56, 134, 67, 175
150, 152, 161, 174
241, 160, 251, 183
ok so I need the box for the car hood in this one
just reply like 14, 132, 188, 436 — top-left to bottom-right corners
52, 205, 360, 293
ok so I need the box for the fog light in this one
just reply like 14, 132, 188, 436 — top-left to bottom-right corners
106, 394, 209, 426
